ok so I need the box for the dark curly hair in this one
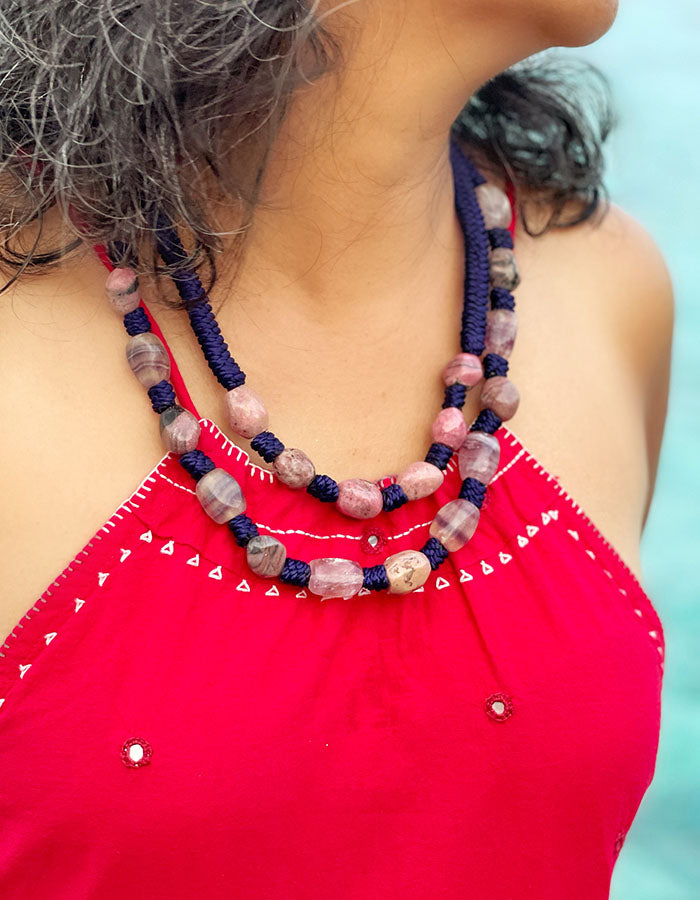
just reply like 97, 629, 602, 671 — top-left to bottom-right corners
0, 1, 614, 299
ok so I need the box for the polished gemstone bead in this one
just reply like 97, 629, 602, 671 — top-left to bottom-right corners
308, 558, 364, 601
429, 498, 480, 552
475, 183, 512, 230
397, 461, 444, 501
246, 534, 287, 578
126, 333, 171, 388
337, 479, 384, 519
489, 247, 521, 291
431, 407, 467, 451
480, 375, 520, 421
272, 447, 316, 489
195, 466, 246, 523
159, 404, 201, 454
224, 385, 269, 440
484, 308, 518, 359
442, 352, 484, 387
105, 266, 141, 315
384, 550, 431, 594
458, 431, 500, 483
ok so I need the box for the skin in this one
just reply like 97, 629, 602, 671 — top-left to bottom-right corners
0, 0, 672, 645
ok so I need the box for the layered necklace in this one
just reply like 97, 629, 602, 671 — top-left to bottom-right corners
94, 138, 520, 599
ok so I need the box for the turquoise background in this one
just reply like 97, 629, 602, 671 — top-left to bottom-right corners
573, 3, 700, 898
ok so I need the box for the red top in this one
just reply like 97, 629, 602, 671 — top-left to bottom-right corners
0, 214, 664, 898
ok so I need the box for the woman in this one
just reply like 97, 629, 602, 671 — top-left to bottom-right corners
0, 1, 673, 897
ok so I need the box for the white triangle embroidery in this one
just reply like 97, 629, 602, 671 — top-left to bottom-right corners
517, 535, 528, 548
603, 569, 613, 579
567, 529, 579, 541
0, 698, 4, 709
480, 560, 494, 575
160, 540, 174, 556
236, 579, 251, 592
459, 569, 473, 582
413, 586, 425, 592
295, 590, 308, 599
585, 549, 596, 560
358, 587, 370, 596
548, 509, 559, 520
619, 588, 627, 597
657, 646, 664, 656
265, 584, 280, 597
208, 565, 223, 580
18, 663, 31, 679
74, 598, 85, 612
526, 525, 539, 537
44, 632, 57, 646
498, 552, 512, 564
119, 548, 131, 563
649, 630, 659, 639
98, 572, 110, 587
186, 554, 200, 567
435, 577, 450, 590
633, 608, 642, 617
140, 530, 153, 543
541, 512, 551, 525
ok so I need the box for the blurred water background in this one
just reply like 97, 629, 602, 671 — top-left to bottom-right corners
572, 2, 700, 897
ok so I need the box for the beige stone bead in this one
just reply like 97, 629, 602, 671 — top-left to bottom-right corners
384, 550, 431, 594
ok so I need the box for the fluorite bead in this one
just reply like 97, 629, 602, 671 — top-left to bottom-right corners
246, 534, 287, 578
126, 333, 171, 388
489, 248, 520, 291
479, 375, 520, 421
484, 308, 518, 359
272, 448, 316, 489
337, 479, 384, 519
458, 431, 500, 483
224, 385, 268, 440
308, 558, 364, 601
384, 550, 431, 594
195, 466, 246, 523
431, 407, 467, 451
105, 266, 140, 315
159, 404, 201, 454
442, 352, 484, 388
397, 460, 444, 501
475, 183, 512, 230
429, 498, 480, 552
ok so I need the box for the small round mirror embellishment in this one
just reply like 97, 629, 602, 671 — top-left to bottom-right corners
484, 692, 514, 722
121, 737, 153, 768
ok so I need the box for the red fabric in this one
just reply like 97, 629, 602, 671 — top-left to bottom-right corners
0, 205, 665, 898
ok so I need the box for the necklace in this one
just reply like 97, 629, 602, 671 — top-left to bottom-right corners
95, 138, 521, 599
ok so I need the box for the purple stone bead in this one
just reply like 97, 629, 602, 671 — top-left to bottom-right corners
126, 333, 171, 389
442, 352, 484, 388
431, 407, 467, 451
397, 461, 444, 501
384, 550, 431, 594
272, 448, 316, 489
337, 479, 384, 519
458, 431, 500, 484
429, 498, 480, 552
105, 266, 140, 315
475, 183, 512, 230
480, 376, 520, 421
195, 466, 246, 523
484, 309, 518, 359
224, 385, 269, 440
159, 404, 201, 454
246, 534, 287, 578
489, 248, 520, 291
308, 558, 364, 601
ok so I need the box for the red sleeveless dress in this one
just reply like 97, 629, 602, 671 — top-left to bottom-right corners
0, 207, 664, 899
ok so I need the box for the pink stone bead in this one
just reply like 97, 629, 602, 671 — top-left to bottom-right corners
105, 266, 141, 315
484, 308, 518, 359
431, 407, 467, 451
458, 431, 500, 484
224, 385, 269, 440
126, 333, 171, 388
480, 376, 520, 421
489, 247, 521, 291
246, 535, 287, 578
384, 550, 431, 594
397, 461, 444, 501
337, 478, 384, 519
272, 448, 316, 489
429, 498, 480, 552
159, 404, 201, 454
308, 558, 364, 601
475, 183, 512, 230
195, 467, 246, 523
442, 352, 484, 388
